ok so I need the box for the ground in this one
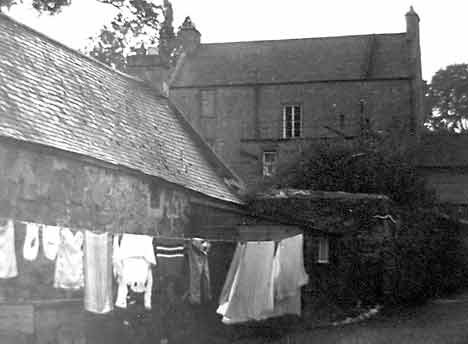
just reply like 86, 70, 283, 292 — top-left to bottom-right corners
3, 292, 468, 343
235, 291, 468, 344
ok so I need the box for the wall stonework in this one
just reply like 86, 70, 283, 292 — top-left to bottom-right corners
171, 79, 412, 186
0, 140, 190, 236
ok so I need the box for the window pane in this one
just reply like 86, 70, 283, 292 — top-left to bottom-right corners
293, 106, 301, 137
263, 151, 277, 176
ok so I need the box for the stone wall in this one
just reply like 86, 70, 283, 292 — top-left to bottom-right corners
0, 140, 190, 236
171, 79, 413, 187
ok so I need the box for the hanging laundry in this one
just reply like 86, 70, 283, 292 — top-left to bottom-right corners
217, 243, 245, 316
274, 234, 309, 300
114, 233, 156, 310
188, 238, 212, 304
54, 228, 84, 290
23, 222, 40, 261
84, 230, 113, 314
42, 225, 60, 261
0, 219, 18, 279
217, 241, 275, 324
154, 238, 185, 278
262, 236, 308, 318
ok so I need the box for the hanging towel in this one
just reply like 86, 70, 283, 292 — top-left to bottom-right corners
42, 225, 60, 261
23, 223, 40, 261
188, 238, 211, 304
114, 233, 156, 310
0, 219, 18, 279
84, 231, 113, 314
274, 234, 309, 300
54, 228, 84, 290
218, 241, 275, 324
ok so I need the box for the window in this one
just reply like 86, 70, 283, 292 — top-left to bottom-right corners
201, 89, 216, 118
262, 151, 277, 177
283, 105, 302, 138
149, 183, 161, 209
200, 90, 216, 140
317, 237, 329, 264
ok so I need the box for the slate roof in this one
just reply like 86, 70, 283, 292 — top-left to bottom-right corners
417, 133, 468, 168
171, 33, 410, 87
0, 14, 243, 204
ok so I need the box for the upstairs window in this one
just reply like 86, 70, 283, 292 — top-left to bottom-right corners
201, 89, 216, 118
262, 151, 277, 177
283, 105, 302, 138
200, 89, 216, 140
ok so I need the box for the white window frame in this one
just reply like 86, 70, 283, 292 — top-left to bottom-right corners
317, 237, 329, 264
262, 151, 277, 177
282, 104, 302, 139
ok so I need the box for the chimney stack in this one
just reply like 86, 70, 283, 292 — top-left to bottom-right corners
405, 6, 423, 138
405, 6, 420, 41
177, 16, 201, 55
126, 50, 170, 97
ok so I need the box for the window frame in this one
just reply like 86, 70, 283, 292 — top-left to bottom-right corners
262, 151, 278, 177
282, 104, 302, 139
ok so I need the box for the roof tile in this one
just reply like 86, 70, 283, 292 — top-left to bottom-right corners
0, 14, 242, 204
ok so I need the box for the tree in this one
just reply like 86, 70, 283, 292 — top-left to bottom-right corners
1, 0, 177, 71
426, 64, 468, 133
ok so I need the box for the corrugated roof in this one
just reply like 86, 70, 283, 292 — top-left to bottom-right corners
171, 33, 410, 87
0, 14, 243, 204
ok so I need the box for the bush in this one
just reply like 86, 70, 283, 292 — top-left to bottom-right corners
248, 139, 468, 310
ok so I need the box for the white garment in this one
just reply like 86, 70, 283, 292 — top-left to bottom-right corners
114, 233, 156, 310
217, 241, 275, 324
274, 234, 309, 300
0, 219, 18, 279
42, 225, 61, 261
23, 223, 40, 261
84, 231, 113, 314
54, 228, 84, 290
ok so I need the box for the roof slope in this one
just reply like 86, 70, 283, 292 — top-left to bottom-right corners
0, 14, 242, 204
172, 33, 410, 87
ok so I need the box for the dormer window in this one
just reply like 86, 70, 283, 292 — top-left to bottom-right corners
283, 105, 302, 138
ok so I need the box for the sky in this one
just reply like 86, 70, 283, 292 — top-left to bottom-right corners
5, 0, 468, 81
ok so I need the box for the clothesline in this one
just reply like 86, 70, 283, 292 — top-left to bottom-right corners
0, 216, 277, 243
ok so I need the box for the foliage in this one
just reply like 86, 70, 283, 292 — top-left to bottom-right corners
249, 139, 468, 309
1, 0, 178, 71
426, 63, 468, 133
257, 139, 434, 208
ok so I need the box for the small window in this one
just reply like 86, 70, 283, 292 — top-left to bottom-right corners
262, 151, 277, 177
283, 105, 302, 138
149, 183, 161, 209
339, 114, 345, 130
201, 89, 216, 118
317, 237, 329, 264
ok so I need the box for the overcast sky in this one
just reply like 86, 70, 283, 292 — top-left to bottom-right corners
6, 0, 467, 81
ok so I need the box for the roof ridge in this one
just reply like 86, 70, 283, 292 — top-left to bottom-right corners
200, 32, 407, 46
0, 12, 147, 86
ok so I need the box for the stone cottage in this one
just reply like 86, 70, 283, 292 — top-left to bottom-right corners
0, 13, 299, 344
